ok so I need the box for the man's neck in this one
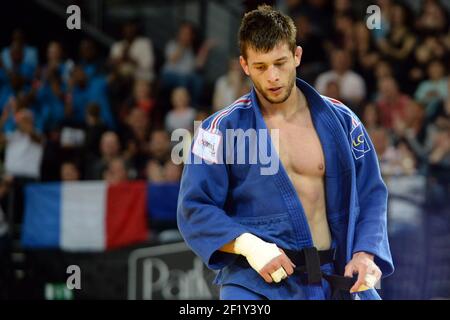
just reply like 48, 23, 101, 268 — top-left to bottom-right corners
258, 86, 307, 119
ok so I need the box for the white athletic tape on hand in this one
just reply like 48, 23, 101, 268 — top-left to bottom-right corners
271, 267, 288, 283
234, 233, 285, 281
364, 274, 377, 288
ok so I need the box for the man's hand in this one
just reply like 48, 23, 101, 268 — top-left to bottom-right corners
344, 252, 382, 293
257, 248, 295, 283
233, 233, 295, 283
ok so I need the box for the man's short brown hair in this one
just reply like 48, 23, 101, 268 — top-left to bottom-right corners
238, 5, 297, 59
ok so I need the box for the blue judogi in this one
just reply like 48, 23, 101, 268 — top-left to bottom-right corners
177, 78, 394, 300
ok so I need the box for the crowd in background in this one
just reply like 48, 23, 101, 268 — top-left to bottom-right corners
0, 0, 449, 228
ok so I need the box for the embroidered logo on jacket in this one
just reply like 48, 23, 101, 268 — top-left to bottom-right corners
350, 123, 370, 160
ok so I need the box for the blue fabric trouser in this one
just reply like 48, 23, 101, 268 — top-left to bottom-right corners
219, 262, 382, 300
220, 284, 268, 300
220, 263, 335, 300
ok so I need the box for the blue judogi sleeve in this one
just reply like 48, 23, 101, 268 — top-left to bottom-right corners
351, 121, 394, 278
177, 123, 249, 270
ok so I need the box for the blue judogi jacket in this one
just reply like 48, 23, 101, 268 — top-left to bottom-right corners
177, 78, 394, 300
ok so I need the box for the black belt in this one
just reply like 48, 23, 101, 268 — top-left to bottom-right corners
284, 247, 357, 300
284, 247, 336, 283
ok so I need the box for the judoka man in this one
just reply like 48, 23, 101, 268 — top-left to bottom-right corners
177, 5, 393, 300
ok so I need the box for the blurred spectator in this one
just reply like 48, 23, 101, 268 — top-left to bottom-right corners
371, 59, 395, 101
145, 158, 182, 183
110, 21, 155, 82
122, 107, 151, 178
145, 159, 164, 182
322, 79, 342, 102
414, 60, 448, 107
35, 43, 71, 132
78, 39, 102, 80
375, 76, 411, 129
7, 42, 36, 83
294, 14, 327, 82
1, 109, 43, 180
1, 91, 43, 134
4, 43, 36, 90
429, 125, 450, 166
333, 0, 352, 16
326, 13, 355, 53
353, 21, 380, 94
392, 100, 432, 169
361, 102, 380, 131
66, 65, 115, 129
148, 129, 171, 164
65, 65, 88, 124
161, 22, 215, 106
104, 157, 130, 184
0, 109, 43, 225
376, 3, 416, 78
409, 36, 447, 89
426, 80, 450, 125
427, 124, 450, 204
83, 103, 107, 157
164, 161, 182, 183
296, 0, 333, 37
443, 25, 450, 50
41, 41, 73, 85
315, 49, 366, 106
122, 78, 155, 117
1, 29, 38, 73
165, 87, 196, 133
213, 58, 250, 111
374, 60, 394, 82
60, 161, 81, 181
416, 0, 449, 36
86, 131, 121, 180
370, 127, 417, 176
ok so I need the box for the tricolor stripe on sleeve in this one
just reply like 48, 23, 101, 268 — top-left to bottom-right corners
206, 96, 252, 133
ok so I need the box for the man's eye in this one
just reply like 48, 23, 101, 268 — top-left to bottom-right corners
256, 66, 265, 71
275, 62, 285, 67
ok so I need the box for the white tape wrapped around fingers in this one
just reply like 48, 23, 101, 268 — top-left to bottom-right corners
234, 233, 284, 281
271, 267, 288, 283
364, 274, 377, 288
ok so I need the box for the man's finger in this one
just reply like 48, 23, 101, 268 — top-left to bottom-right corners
259, 270, 273, 283
364, 273, 378, 288
259, 259, 280, 281
350, 268, 367, 293
263, 260, 287, 283
280, 256, 294, 275
344, 264, 355, 278
270, 267, 287, 283
263, 260, 281, 274
279, 249, 296, 268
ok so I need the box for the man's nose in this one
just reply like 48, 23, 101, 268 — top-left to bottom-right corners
267, 65, 280, 83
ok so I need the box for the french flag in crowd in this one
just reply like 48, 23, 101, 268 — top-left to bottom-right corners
21, 181, 150, 251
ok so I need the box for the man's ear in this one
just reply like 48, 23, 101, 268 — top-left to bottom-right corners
294, 46, 302, 67
239, 56, 250, 76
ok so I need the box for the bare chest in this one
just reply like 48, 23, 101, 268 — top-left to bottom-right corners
265, 114, 325, 177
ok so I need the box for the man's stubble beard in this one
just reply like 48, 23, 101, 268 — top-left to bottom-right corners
253, 69, 296, 105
